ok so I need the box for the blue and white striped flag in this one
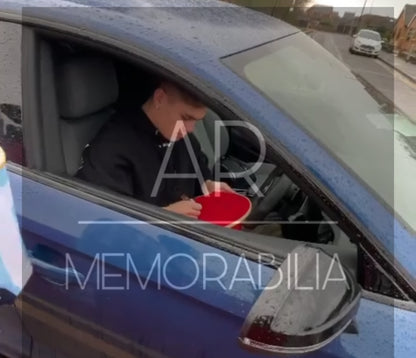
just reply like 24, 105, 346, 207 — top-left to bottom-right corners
0, 147, 32, 298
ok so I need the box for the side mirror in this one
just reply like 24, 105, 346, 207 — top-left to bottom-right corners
239, 245, 361, 355
353, 34, 358, 38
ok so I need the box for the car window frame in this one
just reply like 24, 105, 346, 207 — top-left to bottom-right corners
2, 11, 415, 304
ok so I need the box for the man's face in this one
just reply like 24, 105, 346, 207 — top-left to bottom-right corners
154, 86, 207, 141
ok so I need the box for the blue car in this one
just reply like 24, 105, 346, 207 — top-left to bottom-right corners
0, 1, 415, 357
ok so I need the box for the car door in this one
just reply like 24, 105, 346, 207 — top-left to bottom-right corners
13, 151, 412, 358
9, 166, 365, 358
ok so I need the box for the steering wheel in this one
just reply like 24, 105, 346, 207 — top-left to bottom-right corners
248, 171, 293, 223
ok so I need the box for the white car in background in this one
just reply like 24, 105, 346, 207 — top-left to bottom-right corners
350, 29, 383, 58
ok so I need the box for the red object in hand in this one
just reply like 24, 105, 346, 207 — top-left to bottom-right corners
194, 191, 252, 230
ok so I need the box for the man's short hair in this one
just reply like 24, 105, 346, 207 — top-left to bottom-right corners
153, 78, 205, 107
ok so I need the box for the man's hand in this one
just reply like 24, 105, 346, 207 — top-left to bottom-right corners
203, 180, 234, 195
164, 199, 202, 218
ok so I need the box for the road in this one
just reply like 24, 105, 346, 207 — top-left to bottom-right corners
310, 31, 416, 122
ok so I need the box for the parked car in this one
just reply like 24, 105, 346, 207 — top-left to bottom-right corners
349, 29, 383, 57
1, 1, 415, 358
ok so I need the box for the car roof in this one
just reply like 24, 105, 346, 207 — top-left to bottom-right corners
0, 0, 299, 60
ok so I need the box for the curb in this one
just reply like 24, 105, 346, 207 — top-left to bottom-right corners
378, 55, 416, 85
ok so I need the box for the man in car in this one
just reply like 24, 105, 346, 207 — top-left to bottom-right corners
76, 80, 233, 218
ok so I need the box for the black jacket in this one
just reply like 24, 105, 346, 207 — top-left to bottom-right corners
76, 108, 212, 207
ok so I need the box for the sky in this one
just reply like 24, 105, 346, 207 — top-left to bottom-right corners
312, 0, 414, 18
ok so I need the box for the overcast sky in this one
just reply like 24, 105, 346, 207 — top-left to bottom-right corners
312, 0, 413, 18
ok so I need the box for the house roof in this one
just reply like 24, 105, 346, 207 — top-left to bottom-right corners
404, 4, 416, 26
409, 13, 416, 28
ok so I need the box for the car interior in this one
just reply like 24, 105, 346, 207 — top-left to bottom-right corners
31, 35, 359, 277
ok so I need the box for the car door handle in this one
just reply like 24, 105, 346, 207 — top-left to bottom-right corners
28, 250, 85, 287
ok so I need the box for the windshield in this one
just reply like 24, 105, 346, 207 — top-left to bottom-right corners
223, 32, 416, 232
358, 30, 381, 41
